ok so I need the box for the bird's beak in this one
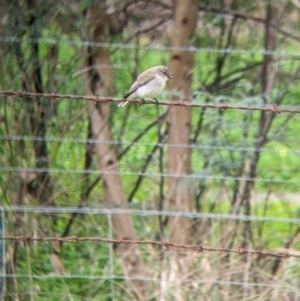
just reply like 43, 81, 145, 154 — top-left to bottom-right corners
167, 73, 173, 79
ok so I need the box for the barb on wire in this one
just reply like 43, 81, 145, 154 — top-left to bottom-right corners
1, 235, 299, 259
1, 90, 300, 113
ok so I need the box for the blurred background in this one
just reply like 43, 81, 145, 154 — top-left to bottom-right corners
1, 0, 300, 300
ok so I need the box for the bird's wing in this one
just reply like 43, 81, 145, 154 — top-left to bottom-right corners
124, 73, 156, 99
119, 72, 156, 107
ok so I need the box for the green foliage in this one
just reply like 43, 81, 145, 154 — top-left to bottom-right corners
2, 0, 300, 299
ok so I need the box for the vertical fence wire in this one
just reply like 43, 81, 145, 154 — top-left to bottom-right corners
107, 212, 115, 300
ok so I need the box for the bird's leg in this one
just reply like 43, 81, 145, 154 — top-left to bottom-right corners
154, 98, 159, 105
139, 98, 145, 106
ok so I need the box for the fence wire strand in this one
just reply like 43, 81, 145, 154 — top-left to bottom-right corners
1, 134, 300, 154
2, 166, 300, 184
1, 235, 299, 259
1, 274, 297, 290
2, 36, 300, 57
1, 90, 300, 114
2, 206, 300, 223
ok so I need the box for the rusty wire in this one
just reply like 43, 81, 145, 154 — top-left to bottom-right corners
1, 235, 299, 259
1, 90, 300, 114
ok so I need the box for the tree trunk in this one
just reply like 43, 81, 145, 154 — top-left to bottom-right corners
84, 4, 148, 300
168, 0, 197, 247
164, 1, 197, 300
239, 0, 276, 249
7, 1, 64, 297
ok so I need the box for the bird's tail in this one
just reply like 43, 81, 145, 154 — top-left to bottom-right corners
118, 91, 134, 107
118, 100, 129, 107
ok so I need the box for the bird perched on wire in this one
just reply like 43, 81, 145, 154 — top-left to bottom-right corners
118, 65, 172, 107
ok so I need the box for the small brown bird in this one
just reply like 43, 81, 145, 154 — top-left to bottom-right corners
118, 65, 172, 107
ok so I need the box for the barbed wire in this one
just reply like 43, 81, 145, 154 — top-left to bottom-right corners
1, 135, 300, 154
1, 235, 299, 259
1, 90, 300, 114
2, 36, 300, 57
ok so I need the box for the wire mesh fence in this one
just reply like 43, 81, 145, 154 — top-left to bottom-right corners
1, 207, 300, 300
1, 1, 300, 300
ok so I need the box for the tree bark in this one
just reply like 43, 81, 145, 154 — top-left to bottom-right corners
168, 0, 197, 247
84, 3, 148, 300
164, 1, 197, 300
7, 2, 64, 297
240, 0, 276, 248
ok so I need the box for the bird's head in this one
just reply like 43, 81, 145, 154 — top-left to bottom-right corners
158, 66, 173, 79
